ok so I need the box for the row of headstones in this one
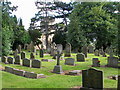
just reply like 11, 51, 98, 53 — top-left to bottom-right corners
81, 68, 120, 89
14, 49, 44, 59
92, 57, 119, 68
1, 56, 41, 68
5, 66, 44, 79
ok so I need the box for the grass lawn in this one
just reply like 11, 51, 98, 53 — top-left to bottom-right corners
0, 50, 119, 88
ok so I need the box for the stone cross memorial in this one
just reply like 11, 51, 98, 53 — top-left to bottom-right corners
81, 68, 103, 89
53, 51, 63, 74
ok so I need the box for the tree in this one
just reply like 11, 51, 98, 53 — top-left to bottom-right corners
2, 1, 17, 55
29, 29, 42, 49
68, 2, 117, 51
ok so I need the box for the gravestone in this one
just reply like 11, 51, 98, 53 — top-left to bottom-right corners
40, 49, 44, 58
76, 53, 85, 62
27, 44, 31, 52
24, 44, 28, 50
47, 44, 51, 54
94, 50, 99, 56
30, 52, 35, 59
65, 58, 75, 65
7, 57, 14, 64
14, 49, 18, 58
18, 45, 21, 53
23, 58, 31, 67
30, 41, 34, 52
82, 45, 88, 57
5, 66, 14, 73
32, 46, 36, 52
81, 68, 103, 89
118, 75, 120, 90
92, 58, 100, 67
14, 55, 21, 65
13, 69, 25, 76
53, 51, 63, 74
102, 51, 106, 57
1, 56, 7, 63
21, 51, 26, 59
32, 59, 41, 68
24, 71, 39, 79
107, 57, 118, 68
88, 45, 94, 53
64, 43, 71, 57
57, 44, 63, 54
109, 47, 113, 57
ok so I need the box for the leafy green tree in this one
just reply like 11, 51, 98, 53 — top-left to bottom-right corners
2, 1, 17, 55
29, 29, 42, 49
68, 2, 117, 51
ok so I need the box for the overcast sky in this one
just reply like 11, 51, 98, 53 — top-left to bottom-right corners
9, 0, 119, 29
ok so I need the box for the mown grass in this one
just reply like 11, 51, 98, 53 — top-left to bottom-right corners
0, 50, 119, 88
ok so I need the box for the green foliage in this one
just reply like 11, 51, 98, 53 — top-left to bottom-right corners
68, 2, 118, 51
29, 29, 42, 46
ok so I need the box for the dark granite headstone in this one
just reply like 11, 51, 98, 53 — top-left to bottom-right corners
7, 57, 14, 64
32, 59, 41, 68
14, 55, 21, 65
76, 53, 85, 62
21, 51, 26, 59
23, 58, 31, 67
81, 68, 103, 89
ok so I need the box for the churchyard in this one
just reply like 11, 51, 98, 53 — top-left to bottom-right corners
0, 43, 120, 89
1, 1, 120, 89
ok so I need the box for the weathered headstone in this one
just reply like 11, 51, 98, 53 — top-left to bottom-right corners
81, 68, 103, 89
88, 45, 94, 53
5, 66, 14, 73
109, 47, 113, 57
102, 51, 106, 57
21, 51, 26, 59
18, 45, 21, 54
23, 58, 31, 67
118, 75, 120, 90
30, 52, 35, 59
47, 44, 51, 54
24, 44, 28, 50
24, 71, 40, 79
82, 45, 88, 57
53, 51, 63, 74
92, 58, 100, 67
32, 59, 41, 68
40, 49, 44, 58
1, 56, 7, 63
94, 50, 99, 56
107, 57, 118, 68
57, 44, 63, 54
30, 41, 34, 52
64, 43, 71, 57
13, 69, 25, 76
14, 55, 21, 64
76, 53, 85, 62
65, 58, 75, 65
14, 49, 18, 58
7, 57, 14, 64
